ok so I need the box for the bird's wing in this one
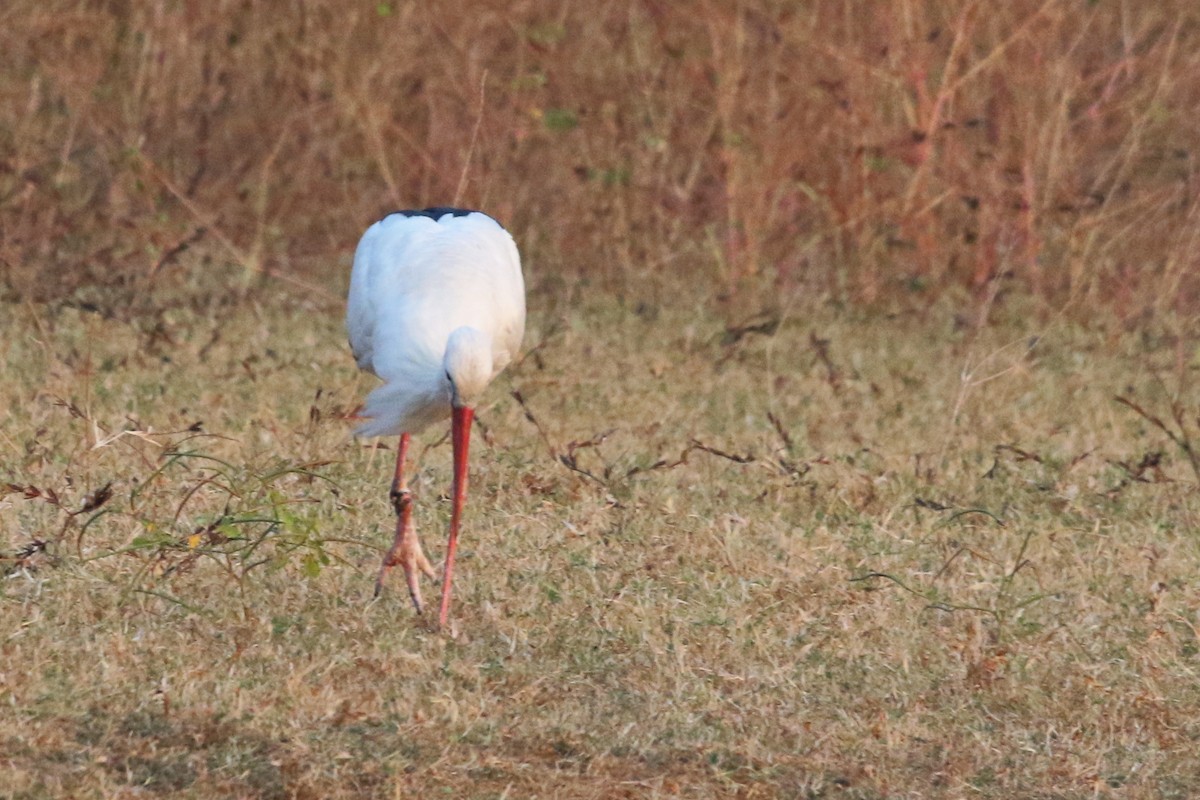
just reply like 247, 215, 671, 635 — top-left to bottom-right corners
347, 210, 463, 374
346, 222, 383, 371
347, 209, 526, 382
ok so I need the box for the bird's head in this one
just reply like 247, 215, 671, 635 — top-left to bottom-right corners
443, 326, 494, 408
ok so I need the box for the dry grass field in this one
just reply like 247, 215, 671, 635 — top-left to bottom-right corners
4, 276, 1200, 798
3, 1, 1200, 798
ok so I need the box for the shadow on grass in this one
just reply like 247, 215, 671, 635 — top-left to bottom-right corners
6, 704, 851, 799
7, 707, 301, 799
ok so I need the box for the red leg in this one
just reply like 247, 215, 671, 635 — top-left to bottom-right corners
374, 433, 435, 611
438, 405, 474, 627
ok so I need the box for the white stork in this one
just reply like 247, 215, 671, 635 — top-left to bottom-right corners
347, 207, 525, 626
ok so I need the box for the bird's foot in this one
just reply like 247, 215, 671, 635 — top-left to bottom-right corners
399, 536, 438, 613
374, 489, 437, 613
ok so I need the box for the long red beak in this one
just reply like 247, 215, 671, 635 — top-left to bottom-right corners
438, 404, 473, 626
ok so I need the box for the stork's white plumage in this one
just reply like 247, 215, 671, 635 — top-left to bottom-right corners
347, 207, 525, 626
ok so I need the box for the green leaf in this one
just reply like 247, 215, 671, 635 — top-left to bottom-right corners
526, 22, 565, 46
543, 108, 578, 133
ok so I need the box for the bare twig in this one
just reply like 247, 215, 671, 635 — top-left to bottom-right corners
720, 312, 780, 346
148, 226, 207, 276
689, 439, 755, 464
809, 332, 842, 391
624, 438, 755, 479
1115, 395, 1200, 482
995, 444, 1044, 464
766, 411, 793, 452
453, 70, 489, 206
511, 389, 557, 459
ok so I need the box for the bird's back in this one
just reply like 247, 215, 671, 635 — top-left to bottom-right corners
347, 208, 525, 436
